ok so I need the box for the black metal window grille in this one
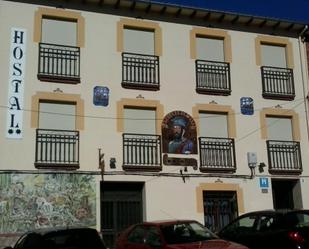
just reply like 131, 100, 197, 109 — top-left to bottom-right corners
261, 66, 295, 99
203, 191, 238, 232
122, 52, 160, 89
199, 137, 236, 172
38, 43, 80, 83
267, 140, 302, 173
35, 129, 79, 168
196, 60, 231, 95
123, 133, 161, 168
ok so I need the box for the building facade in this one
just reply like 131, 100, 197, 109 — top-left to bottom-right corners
1, 0, 309, 248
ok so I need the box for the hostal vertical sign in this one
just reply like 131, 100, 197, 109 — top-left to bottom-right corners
6, 28, 27, 139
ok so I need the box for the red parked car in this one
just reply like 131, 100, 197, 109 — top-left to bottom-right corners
115, 219, 248, 249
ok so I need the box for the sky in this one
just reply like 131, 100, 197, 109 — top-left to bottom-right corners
139, 0, 309, 24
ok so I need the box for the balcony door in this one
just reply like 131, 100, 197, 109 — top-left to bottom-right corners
122, 27, 159, 88
260, 44, 294, 99
36, 101, 79, 168
195, 36, 230, 95
38, 17, 80, 82
199, 112, 236, 171
266, 116, 301, 173
123, 107, 161, 169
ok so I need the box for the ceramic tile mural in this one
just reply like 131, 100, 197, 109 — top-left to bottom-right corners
0, 173, 96, 233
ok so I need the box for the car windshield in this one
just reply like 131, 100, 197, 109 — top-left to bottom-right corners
160, 221, 218, 244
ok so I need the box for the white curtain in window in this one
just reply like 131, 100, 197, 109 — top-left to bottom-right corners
124, 108, 156, 134
124, 28, 155, 55
266, 117, 292, 141
39, 102, 76, 130
261, 44, 287, 68
42, 18, 77, 46
199, 112, 228, 137
196, 37, 224, 61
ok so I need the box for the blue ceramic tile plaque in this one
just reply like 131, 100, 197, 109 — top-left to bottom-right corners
93, 86, 109, 107
240, 97, 254, 115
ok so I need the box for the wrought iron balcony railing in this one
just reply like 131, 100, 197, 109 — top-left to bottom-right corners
196, 60, 231, 95
38, 43, 80, 83
267, 140, 302, 174
123, 133, 162, 170
122, 52, 160, 90
261, 66, 295, 100
35, 129, 79, 169
199, 137, 236, 172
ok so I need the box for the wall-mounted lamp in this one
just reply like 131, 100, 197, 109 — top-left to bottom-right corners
258, 162, 266, 173
110, 158, 116, 169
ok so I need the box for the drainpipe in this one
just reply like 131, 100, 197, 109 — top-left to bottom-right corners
298, 25, 309, 142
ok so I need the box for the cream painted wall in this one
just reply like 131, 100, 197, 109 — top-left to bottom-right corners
1, 0, 309, 225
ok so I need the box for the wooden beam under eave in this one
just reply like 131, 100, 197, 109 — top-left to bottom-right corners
190, 10, 197, 19
145, 3, 151, 13
203, 12, 211, 21
217, 13, 225, 23
286, 23, 295, 31
175, 8, 182, 17
245, 17, 254, 26
259, 19, 267, 28
231, 15, 239, 24
114, 0, 120, 9
160, 6, 167, 15
130, 1, 136, 11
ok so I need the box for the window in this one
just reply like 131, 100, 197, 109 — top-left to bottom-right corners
256, 36, 294, 99
34, 8, 84, 83
260, 108, 302, 173
203, 191, 238, 232
191, 28, 231, 95
117, 18, 162, 90
31, 92, 84, 169
117, 99, 163, 170
193, 104, 236, 172
145, 226, 161, 247
128, 226, 145, 244
257, 215, 275, 231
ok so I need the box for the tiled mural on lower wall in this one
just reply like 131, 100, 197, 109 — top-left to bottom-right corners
0, 173, 96, 233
